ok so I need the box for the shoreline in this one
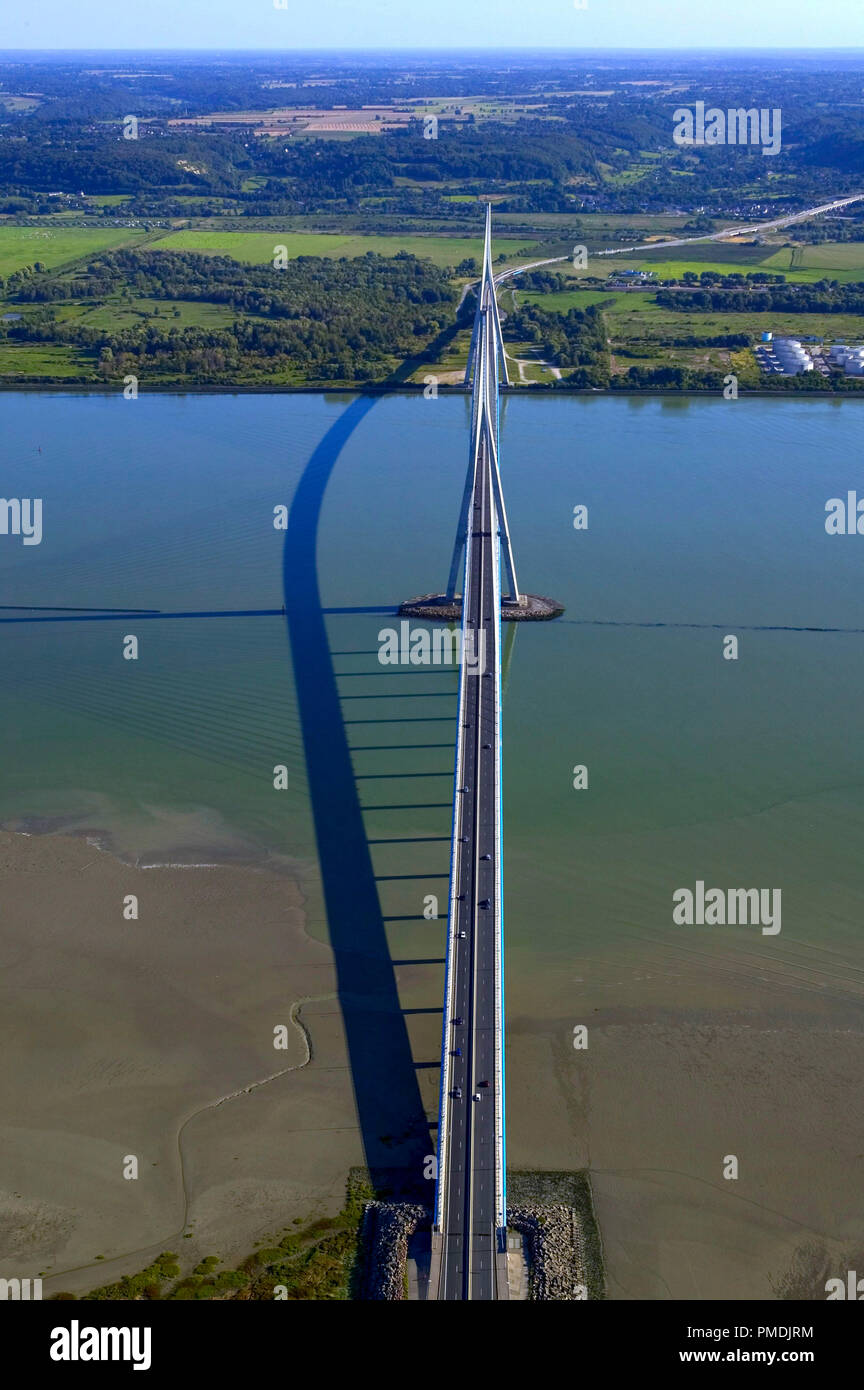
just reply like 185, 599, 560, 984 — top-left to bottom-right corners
2, 381, 864, 400
0, 812, 306, 877
0, 822, 357, 1298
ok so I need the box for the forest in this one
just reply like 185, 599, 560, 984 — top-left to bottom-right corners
655, 281, 864, 314
1, 249, 459, 384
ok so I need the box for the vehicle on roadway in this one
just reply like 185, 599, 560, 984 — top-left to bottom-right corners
479, 898, 491, 909
453, 1087, 462, 1100
457, 929, 466, 939
452, 1046, 462, 1057
453, 1017, 463, 1026
472, 1093, 481, 1102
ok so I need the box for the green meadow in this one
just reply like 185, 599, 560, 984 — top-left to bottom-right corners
610, 306, 864, 343
760, 242, 864, 283
0, 343, 94, 377
153, 229, 533, 268
0, 226, 149, 276
520, 288, 662, 314
55, 298, 250, 331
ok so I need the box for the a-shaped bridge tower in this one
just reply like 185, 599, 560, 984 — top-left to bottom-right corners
446, 205, 522, 609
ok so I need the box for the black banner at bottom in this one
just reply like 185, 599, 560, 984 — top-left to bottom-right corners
6, 1297, 859, 1376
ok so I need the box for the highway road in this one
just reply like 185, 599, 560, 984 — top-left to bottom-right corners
591, 193, 864, 258
490, 191, 864, 285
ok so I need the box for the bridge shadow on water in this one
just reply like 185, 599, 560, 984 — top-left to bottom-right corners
4, 314, 474, 1198
282, 384, 443, 1195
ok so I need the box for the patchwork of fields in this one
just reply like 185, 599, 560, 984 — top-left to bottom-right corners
4, 222, 863, 284
2, 218, 864, 386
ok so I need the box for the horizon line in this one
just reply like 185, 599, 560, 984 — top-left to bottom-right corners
2, 45, 864, 55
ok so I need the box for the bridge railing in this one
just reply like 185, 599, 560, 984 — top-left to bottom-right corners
489, 354, 507, 1234
433, 388, 481, 1234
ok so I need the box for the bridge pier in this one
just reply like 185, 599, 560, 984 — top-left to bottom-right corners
398, 592, 564, 622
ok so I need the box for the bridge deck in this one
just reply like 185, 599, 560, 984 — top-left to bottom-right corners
433, 269, 507, 1299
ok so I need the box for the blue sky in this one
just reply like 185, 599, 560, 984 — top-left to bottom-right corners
0, 0, 861, 51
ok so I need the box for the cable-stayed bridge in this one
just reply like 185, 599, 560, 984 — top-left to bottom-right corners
426, 206, 519, 1300
396, 204, 564, 1296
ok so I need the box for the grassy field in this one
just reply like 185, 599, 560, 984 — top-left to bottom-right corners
54, 297, 250, 331
520, 288, 660, 314
0, 226, 149, 276
519, 359, 560, 383
0, 343, 94, 377
607, 305, 864, 344
153, 229, 534, 268
406, 329, 471, 383
558, 213, 702, 233
610, 344, 732, 374
760, 242, 864, 283
616, 253, 777, 277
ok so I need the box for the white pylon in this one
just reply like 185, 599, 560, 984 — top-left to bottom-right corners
447, 206, 520, 604
465, 203, 510, 388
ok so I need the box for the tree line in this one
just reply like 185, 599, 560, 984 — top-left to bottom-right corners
2, 249, 458, 384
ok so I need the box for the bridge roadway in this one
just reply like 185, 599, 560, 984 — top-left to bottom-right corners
433, 305, 506, 1300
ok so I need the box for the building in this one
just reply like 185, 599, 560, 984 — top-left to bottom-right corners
828, 344, 864, 376
773, 339, 815, 374
759, 337, 814, 375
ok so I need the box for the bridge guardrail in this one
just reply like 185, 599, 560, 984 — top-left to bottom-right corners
433, 430, 480, 1234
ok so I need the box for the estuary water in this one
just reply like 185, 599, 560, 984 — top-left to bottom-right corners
3, 389, 864, 1297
